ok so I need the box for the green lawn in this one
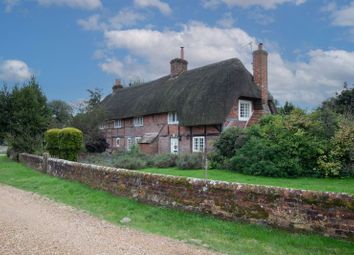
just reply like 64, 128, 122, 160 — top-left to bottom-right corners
0, 155, 353, 255
142, 167, 354, 195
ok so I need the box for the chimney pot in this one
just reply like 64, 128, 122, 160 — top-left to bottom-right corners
180, 47, 184, 60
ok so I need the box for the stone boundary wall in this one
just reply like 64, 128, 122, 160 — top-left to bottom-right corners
19, 153, 354, 241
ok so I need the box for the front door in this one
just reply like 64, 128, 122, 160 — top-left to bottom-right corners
170, 137, 179, 154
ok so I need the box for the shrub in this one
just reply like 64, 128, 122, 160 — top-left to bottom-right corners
58, 127, 83, 161
44, 128, 61, 157
229, 114, 326, 178
113, 154, 147, 170
151, 153, 177, 168
85, 137, 109, 153
176, 153, 204, 169
317, 117, 354, 177
211, 127, 248, 169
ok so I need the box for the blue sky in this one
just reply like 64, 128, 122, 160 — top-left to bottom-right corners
1, 0, 354, 109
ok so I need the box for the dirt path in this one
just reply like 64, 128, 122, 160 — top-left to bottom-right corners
0, 185, 221, 255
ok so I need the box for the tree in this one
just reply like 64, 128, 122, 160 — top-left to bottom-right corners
84, 88, 103, 112
0, 85, 11, 144
7, 77, 51, 157
48, 100, 73, 128
321, 83, 354, 116
70, 89, 108, 153
277, 101, 296, 115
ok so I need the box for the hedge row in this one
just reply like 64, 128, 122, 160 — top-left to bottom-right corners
44, 128, 83, 161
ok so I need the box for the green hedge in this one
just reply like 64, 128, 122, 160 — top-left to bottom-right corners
45, 127, 83, 161
44, 129, 61, 157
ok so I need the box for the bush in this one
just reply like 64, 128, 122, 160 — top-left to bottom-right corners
230, 136, 303, 177
58, 127, 83, 161
113, 154, 147, 170
227, 113, 326, 178
176, 153, 204, 169
317, 117, 354, 177
44, 128, 61, 157
85, 137, 109, 153
211, 127, 248, 169
151, 153, 177, 168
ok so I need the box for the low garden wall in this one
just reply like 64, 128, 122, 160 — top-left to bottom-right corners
19, 153, 354, 241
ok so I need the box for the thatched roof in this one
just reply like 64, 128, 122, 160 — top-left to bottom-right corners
101, 58, 269, 126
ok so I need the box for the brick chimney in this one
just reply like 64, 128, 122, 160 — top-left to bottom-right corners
170, 47, 188, 78
252, 43, 268, 106
112, 79, 123, 94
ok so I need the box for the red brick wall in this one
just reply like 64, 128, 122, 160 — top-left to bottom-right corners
20, 153, 354, 241
103, 113, 222, 154
140, 141, 158, 155
103, 97, 268, 155
224, 98, 265, 128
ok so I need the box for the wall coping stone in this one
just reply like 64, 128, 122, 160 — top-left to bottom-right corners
19, 153, 354, 241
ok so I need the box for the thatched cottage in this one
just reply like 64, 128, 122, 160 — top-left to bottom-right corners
100, 43, 276, 154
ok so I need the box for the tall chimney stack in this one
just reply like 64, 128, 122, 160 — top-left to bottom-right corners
252, 43, 269, 107
170, 47, 188, 78
112, 79, 123, 94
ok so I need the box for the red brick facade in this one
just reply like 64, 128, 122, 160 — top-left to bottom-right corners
102, 97, 265, 154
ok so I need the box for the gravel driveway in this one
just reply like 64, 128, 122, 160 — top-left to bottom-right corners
0, 185, 221, 255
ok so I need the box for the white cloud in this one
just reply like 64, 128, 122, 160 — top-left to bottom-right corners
78, 10, 145, 31
216, 12, 236, 28
77, 15, 106, 31
202, 0, 305, 9
103, 23, 257, 80
0, 60, 33, 81
330, 1, 354, 27
99, 23, 354, 107
269, 50, 354, 106
110, 9, 146, 29
3, 0, 19, 12
37, 0, 102, 10
134, 0, 172, 15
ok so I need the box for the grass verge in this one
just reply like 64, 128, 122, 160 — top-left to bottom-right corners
142, 168, 354, 195
0, 155, 353, 255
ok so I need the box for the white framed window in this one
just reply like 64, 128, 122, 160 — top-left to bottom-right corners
238, 100, 252, 121
193, 136, 205, 152
133, 117, 144, 127
115, 138, 120, 147
135, 137, 142, 144
168, 112, 179, 124
114, 119, 122, 128
126, 138, 132, 151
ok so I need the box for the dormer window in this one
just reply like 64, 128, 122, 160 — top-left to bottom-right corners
239, 100, 252, 121
133, 117, 144, 127
114, 119, 122, 128
168, 112, 179, 124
